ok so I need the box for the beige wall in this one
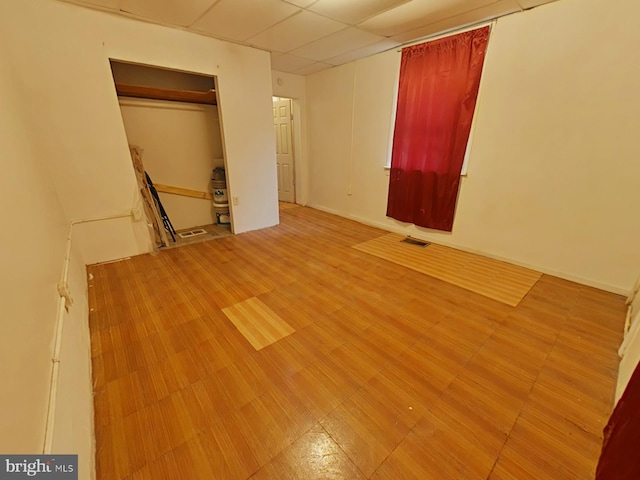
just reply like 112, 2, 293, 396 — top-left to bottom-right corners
1, 0, 281, 475
3, 0, 279, 264
118, 98, 224, 231
617, 324, 640, 402
51, 245, 94, 479
0, 36, 93, 476
617, 289, 640, 401
306, 0, 640, 294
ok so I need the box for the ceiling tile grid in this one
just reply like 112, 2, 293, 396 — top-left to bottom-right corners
59, 0, 558, 75
290, 27, 385, 62
119, 0, 213, 27
246, 10, 345, 52
360, 0, 509, 37
324, 38, 401, 66
390, 0, 522, 43
191, 0, 301, 42
270, 52, 317, 72
308, 0, 412, 25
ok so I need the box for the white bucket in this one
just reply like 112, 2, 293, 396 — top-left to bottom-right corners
213, 187, 228, 203
213, 202, 230, 225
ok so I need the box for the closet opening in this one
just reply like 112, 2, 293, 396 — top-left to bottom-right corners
110, 60, 232, 249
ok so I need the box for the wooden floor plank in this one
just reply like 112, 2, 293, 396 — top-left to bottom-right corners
222, 297, 295, 350
88, 206, 625, 480
353, 233, 542, 306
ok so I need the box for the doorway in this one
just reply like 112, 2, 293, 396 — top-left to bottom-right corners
273, 96, 295, 204
110, 60, 233, 248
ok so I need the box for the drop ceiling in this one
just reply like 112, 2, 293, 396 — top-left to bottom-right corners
60, 0, 558, 75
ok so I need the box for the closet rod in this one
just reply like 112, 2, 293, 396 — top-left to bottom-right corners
115, 82, 216, 105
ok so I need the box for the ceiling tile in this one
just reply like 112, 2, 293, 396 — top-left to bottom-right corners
359, 0, 501, 37
309, 0, 411, 25
270, 52, 317, 72
390, 0, 519, 43
325, 38, 400, 66
290, 27, 384, 62
283, 0, 318, 7
294, 62, 333, 76
119, 0, 214, 27
515, 0, 558, 8
191, 0, 299, 41
76, 0, 121, 9
247, 10, 346, 53
63, 0, 546, 72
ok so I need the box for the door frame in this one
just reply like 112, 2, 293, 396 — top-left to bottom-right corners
274, 95, 302, 205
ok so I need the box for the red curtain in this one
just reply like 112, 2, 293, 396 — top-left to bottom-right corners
387, 27, 490, 232
596, 360, 640, 479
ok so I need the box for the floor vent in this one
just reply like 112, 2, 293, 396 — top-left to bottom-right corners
177, 229, 207, 239
401, 236, 430, 247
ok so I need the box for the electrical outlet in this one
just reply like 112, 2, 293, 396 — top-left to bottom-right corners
132, 208, 143, 221
232, 197, 239, 206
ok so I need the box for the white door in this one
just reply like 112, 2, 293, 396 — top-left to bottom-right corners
273, 97, 295, 203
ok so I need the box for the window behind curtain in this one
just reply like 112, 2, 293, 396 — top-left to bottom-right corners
386, 26, 490, 232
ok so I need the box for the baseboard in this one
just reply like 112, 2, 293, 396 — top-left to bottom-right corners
308, 203, 628, 296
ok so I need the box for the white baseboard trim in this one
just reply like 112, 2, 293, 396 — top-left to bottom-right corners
308, 203, 628, 296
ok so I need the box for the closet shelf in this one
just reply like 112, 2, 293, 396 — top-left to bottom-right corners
115, 82, 217, 105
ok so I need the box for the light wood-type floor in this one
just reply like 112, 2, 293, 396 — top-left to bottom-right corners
278, 201, 300, 211
89, 206, 626, 480
171, 223, 232, 248
222, 297, 295, 350
354, 233, 542, 306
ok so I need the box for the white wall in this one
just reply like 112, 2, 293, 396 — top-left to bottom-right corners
118, 98, 224, 231
51, 245, 94, 479
1, 1, 281, 476
2, 0, 279, 264
617, 325, 640, 402
272, 70, 308, 205
616, 288, 640, 401
306, 0, 640, 294
0, 38, 93, 476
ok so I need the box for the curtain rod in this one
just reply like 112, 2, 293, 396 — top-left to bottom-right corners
396, 19, 496, 52
392, 0, 550, 52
